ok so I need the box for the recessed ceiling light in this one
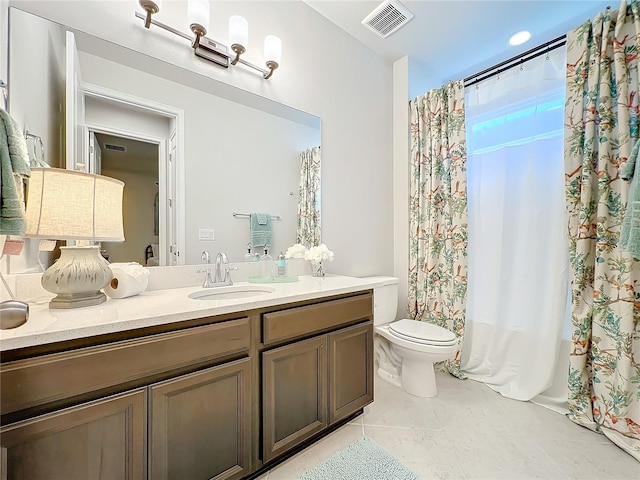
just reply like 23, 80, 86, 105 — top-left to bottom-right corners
509, 30, 531, 46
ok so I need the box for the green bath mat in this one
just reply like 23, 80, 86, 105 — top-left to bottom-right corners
299, 436, 422, 480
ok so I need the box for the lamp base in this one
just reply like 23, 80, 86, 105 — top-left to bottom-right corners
42, 246, 113, 310
49, 291, 107, 309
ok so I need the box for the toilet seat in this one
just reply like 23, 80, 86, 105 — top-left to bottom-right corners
388, 319, 457, 346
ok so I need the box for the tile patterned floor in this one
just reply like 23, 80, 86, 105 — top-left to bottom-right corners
260, 371, 639, 479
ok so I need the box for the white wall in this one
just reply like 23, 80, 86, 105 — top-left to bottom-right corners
393, 56, 409, 320
7, 1, 395, 277
9, 7, 64, 167
0, 0, 7, 99
408, 57, 433, 100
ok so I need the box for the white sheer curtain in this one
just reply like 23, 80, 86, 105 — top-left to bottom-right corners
461, 48, 571, 402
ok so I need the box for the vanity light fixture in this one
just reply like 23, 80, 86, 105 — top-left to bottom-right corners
24, 168, 125, 309
136, 0, 281, 80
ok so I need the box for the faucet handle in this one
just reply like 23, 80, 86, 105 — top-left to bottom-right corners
200, 267, 215, 288
201, 251, 211, 264
223, 266, 238, 285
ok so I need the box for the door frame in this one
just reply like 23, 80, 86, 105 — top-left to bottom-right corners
83, 83, 185, 266
86, 124, 166, 264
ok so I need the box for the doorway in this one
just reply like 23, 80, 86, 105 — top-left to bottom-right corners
91, 132, 159, 266
83, 84, 184, 266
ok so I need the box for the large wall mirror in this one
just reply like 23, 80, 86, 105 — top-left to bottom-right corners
7, 7, 321, 272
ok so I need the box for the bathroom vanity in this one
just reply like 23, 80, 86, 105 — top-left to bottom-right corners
0, 276, 377, 480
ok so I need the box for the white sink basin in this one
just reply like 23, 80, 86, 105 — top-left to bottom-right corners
188, 285, 275, 301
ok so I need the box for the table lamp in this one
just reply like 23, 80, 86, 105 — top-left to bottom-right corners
24, 168, 125, 309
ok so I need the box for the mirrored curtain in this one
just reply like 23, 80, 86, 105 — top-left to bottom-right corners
408, 81, 468, 378
461, 46, 570, 403
296, 146, 321, 248
564, 0, 640, 460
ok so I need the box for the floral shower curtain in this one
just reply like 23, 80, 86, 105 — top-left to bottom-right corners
296, 146, 321, 248
564, 0, 640, 460
408, 81, 468, 377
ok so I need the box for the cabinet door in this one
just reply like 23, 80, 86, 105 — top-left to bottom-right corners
149, 358, 251, 480
328, 322, 374, 424
262, 336, 327, 463
0, 389, 145, 480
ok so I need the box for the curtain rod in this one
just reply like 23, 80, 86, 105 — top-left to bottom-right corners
464, 34, 566, 87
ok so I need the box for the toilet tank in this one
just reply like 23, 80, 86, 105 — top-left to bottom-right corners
363, 276, 399, 326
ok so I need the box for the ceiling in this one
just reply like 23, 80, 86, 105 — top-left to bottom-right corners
304, 0, 612, 90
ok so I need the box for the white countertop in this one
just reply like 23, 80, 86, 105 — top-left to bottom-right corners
0, 275, 384, 352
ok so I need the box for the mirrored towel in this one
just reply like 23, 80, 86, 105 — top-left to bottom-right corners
250, 213, 272, 247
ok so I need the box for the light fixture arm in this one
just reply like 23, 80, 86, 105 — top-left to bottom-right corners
230, 44, 245, 65
134, 11, 277, 79
139, 0, 160, 29
264, 61, 278, 80
135, 11, 192, 42
190, 23, 207, 49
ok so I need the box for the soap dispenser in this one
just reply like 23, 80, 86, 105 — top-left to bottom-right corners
277, 252, 287, 277
244, 243, 254, 262
259, 247, 274, 278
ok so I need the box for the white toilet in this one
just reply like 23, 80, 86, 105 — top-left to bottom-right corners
370, 276, 458, 398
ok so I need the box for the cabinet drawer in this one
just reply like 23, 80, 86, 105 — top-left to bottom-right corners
263, 293, 372, 345
1, 318, 250, 416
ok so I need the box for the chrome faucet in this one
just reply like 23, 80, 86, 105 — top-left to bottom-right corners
197, 251, 237, 288
214, 251, 232, 285
201, 250, 211, 264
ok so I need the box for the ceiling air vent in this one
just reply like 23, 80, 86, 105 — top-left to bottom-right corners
104, 143, 126, 152
362, 0, 414, 39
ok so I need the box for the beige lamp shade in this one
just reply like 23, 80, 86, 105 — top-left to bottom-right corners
25, 168, 125, 242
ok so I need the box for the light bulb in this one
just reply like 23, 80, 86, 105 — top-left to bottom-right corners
188, 0, 210, 32
264, 35, 281, 65
229, 15, 248, 49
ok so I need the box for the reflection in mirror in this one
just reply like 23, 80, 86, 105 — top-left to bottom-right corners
94, 133, 160, 266
7, 7, 321, 273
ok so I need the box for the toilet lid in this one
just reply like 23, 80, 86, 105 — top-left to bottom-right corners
389, 319, 457, 345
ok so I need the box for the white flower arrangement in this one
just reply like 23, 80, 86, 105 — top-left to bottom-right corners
285, 243, 335, 262
285, 243, 308, 259
304, 244, 334, 263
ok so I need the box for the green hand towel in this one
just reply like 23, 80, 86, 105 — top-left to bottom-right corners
620, 139, 640, 260
250, 213, 272, 247
0, 109, 31, 236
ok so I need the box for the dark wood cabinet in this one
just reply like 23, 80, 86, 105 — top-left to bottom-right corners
262, 335, 327, 462
1, 290, 373, 480
0, 389, 146, 480
261, 310, 373, 464
149, 358, 252, 480
328, 322, 374, 424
